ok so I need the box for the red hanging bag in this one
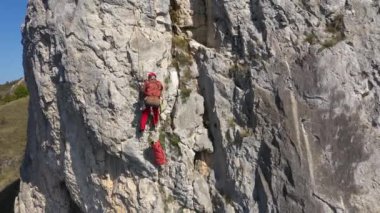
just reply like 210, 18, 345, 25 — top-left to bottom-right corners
152, 140, 167, 166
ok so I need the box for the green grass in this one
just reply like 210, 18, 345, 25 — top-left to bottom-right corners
0, 97, 28, 191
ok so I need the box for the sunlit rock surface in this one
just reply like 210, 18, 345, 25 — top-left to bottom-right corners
16, 0, 380, 212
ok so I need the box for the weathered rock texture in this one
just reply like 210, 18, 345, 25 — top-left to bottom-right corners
16, 0, 380, 212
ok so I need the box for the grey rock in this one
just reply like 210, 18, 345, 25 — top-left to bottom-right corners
16, 0, 380, 212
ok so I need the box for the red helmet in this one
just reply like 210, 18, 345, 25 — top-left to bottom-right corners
148, 72, 156, 78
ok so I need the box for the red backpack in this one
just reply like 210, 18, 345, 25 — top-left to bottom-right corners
144, 80, 163, 97
152, 140, 167, 166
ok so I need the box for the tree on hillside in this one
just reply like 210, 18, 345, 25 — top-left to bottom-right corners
14, 84, 28, 99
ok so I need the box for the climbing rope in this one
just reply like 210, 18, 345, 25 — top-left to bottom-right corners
130, 6, 156, 82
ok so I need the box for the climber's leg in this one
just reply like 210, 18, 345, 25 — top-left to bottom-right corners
140, 107, 150, 131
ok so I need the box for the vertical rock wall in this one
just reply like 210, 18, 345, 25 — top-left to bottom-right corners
16, 0, 380, 212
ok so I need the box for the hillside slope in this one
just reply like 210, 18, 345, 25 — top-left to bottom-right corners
0, 97, 28, 213
0, 97, 28, 190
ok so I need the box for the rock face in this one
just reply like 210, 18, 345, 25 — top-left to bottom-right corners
16, 0, 380, 212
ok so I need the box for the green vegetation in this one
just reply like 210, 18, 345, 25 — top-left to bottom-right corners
320, 14, 346, 50
158, 118, 181, 154
169, 10, 180, 25
321, 34, 344, 49
172, 35, 193, 67
223, 193, 233, 205
180, 87, 192, 103
227, 117, 236, 128
0, 80, 28, 212
159, 131, 167, 150
304, 14, 346, 50
0, 83, 29, 105
14, 84, 28, 98
167, 133, 181, 147
228, 62, 249, 78
164, 75, 171, 86
159, 119, 170, 150
325, 14, 344, 34
169, 0, 181, 25
171, 35, 192, 69
304, 32, 318, 45
159, 130, 181, 148
171, 35, 194, 103
163, 131, 182, 155
176, 52, 193, 67
0, 81, 17, 97
182, 68, 192, 82
0, 97, 28, 191
158, 125, 181, 156
239, 127, 253, 138
179, 68, 193, 103
172, 35, 189, 52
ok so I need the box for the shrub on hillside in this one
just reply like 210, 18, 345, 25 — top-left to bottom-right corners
14, 85, 28, 99
0, 84, 28, 105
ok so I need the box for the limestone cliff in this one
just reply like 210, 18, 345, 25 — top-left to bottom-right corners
16, 0, 380, 212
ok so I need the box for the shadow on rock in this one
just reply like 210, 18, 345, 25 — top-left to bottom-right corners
0, 179, 20, 213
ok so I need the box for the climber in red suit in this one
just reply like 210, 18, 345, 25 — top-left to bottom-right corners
140, 72, 163, 132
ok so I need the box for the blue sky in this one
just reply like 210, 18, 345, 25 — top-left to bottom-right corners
0, 0, 28, 84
